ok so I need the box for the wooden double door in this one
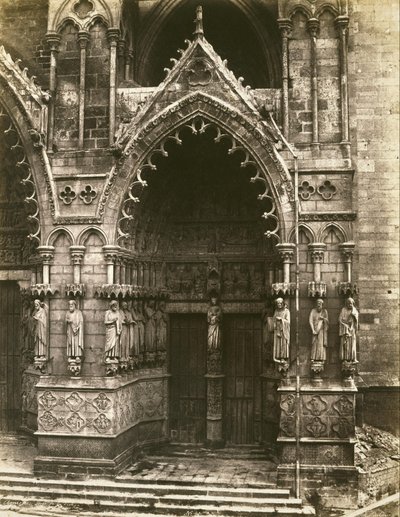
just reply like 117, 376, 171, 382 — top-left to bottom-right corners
169, 313, 262, 444
0, 281, 22, 432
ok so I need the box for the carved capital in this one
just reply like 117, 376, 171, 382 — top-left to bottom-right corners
45, 32, 61, 52
335, 15, 349, 33
102, 245, 120, 264
308, 243, 326, 263
307, 18, 320, 37
271, 282, 296, 297
276, 243, 296, 263
339, 242, 355, 262
278, 18, 292, 37
77, 31, 90, 49
69, 245, 86, 265
107, 28, 120, 46
37, 245, 55, 264
117, 39, 125, 56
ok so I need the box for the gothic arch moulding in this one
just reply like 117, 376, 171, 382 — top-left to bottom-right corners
0, 53, 57, 244
102, 92, 295, 247
319, 222, 348, 243
46, 227, 75, 247
49, 0, 115, 33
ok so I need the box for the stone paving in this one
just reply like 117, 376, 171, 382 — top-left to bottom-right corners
122, 443, 279, 486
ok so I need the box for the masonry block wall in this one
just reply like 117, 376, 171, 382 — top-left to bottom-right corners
0, 0, 50, 88
348, 0, 399, 390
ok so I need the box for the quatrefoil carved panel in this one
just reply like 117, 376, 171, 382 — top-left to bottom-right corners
317, 180, 337, 200
299, 180, 315, 200
79, 185, 97, 204
59, 185, 77, 205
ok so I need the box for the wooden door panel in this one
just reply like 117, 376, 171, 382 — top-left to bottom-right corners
0, 281, 21, 432
170, 314, 207, 443
224, 314, 261, 444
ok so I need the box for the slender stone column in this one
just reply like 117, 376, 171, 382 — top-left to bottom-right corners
124, 48, 133, 81
77, 31, 90, 149
107, 28, 120, 145
278, 18, 292, 139
308, 243, 326, 283
307, 18, 320, 149
37, 246, 55, 285
69, 245, 86, 284
339, 242, 355, 282
276, 243, 296, 284
206, 298, 224, 447
117, 39, 125, 82
102, 245, 119, 284
335, 15, 350, 147
45, 32, 60, 152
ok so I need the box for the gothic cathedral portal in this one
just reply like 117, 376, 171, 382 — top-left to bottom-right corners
124, 129, 277, 446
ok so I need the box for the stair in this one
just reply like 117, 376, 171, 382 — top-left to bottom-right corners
0, 471, 315, 516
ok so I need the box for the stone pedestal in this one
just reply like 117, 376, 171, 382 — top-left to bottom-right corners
33, 371, 169, 477
277, 383, 358, 505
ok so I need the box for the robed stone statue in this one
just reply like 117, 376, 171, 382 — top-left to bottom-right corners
104, 300, 122, 359
272, 298, 290, 363
339, 297, 359, 363
66, 300, 84, 359
309, 298, 329, 362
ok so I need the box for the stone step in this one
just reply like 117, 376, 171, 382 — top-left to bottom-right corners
1, 495, 316, 516
0, 474, 290, 498
0, 484, 304, 508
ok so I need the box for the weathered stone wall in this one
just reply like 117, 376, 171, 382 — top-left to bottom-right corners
348, 0, 399, 385
0, 0, 50, 88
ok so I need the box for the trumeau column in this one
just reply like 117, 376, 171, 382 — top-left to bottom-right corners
335, 15, 350, 153
307, 17, 320, 149
107, 28, 119, 146
77, 31, 90, 149
37, 246, 55, 285
45, 32, 60, 152
278, 18, 292, 140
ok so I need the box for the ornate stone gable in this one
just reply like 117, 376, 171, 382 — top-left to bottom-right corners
114, 22, 279, 154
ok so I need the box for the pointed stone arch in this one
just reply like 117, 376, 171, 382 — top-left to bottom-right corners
102, 92, 295, 246
0, 74, 56, 245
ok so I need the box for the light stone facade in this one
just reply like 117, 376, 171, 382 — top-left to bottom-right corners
0, 0, 398, 500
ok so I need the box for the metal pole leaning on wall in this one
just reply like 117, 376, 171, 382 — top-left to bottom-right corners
268, 113, 300, 499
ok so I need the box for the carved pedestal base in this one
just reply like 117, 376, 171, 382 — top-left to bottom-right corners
311, 360, 325, 386
105, 358, 119, 376
277, 360, 290, 386
156, 350, 167, 368
341, 361, 357, 387
34, 356, 47, 374
277, 383, 357, 502
67, 357, 82, 377
119, 359, 129, 372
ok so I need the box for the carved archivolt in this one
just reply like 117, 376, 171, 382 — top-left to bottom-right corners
0, 104, 40, 244
117, 115, 282, 246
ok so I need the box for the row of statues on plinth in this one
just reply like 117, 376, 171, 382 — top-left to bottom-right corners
22, 295, 359, 381
22, 298, 167, 376
104, 299, 167, 376
266, 296, 359, 383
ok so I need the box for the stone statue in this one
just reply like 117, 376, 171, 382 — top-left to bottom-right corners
272, 298, 290, 363
32, 299, 48, 358
339, 297, 359, 363
119, 301, 133, 370
309, 298, 329, 362
144, 300, 157, 353
21, 298, 33, 363
207, 296, 222, 349
154, 301, 167, 351
131, 299, 145, 360
66, 300, 84, 359
104, 300, 122, 359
